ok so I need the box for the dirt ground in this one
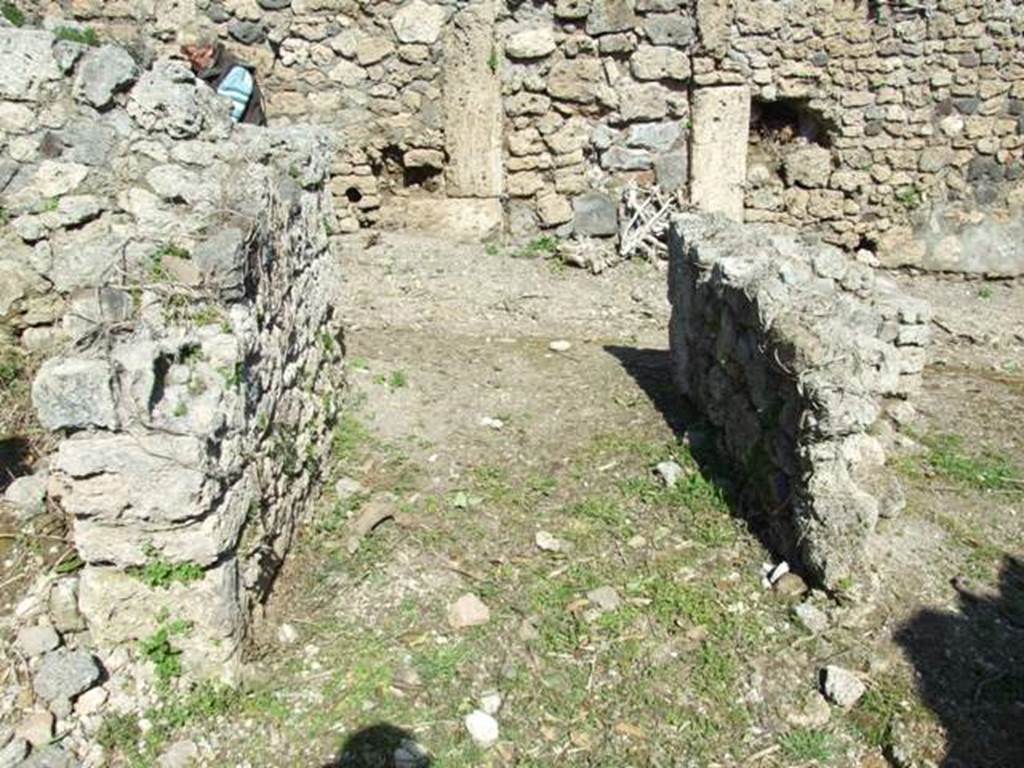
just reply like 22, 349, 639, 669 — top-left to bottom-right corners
26, 232, 1024, 766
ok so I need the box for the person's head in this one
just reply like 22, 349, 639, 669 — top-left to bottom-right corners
181, 41, 218, 73
179, 26, 220, 73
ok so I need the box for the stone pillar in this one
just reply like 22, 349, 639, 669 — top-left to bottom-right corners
689, 84, 751, 222
442, 0, 504, 199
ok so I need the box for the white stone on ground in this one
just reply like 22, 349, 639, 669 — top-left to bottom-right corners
548, 339, 572, 352
479, 690, 502, 716
277, 623, 299, 645
464, 710, 499, 748
534, 530, 562, 552
158, 739, 199, 768
821, 665, 867, 708
447, 594, 491, 629
654, 460, 684, 488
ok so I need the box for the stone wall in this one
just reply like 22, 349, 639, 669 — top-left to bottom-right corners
12, 1, 1024, 269
1, 22, 345, 700
667, 213, 930, 589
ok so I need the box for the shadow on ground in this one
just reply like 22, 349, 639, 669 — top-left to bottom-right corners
0, 436, 32, 494
603, 345, 805, 570
323, 723, 430, 768
895, 555, 1024, 768
603, 345, 688, 435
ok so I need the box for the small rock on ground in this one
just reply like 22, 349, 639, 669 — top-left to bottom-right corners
394, 738, 430, 768
2, 472, 48, 518
479, 690, 502, 715
15, 624, 61, 658
773, 572, 808, 600
534, 530, 562, 552
548, 340, 572, 352
20, 745, 77, 768
821, 665, 867, 708
447, 593, 490, 629
586, 585, 622, 612
335, 477, 367, 499
277, 623, 299, 645
464, 710, 499, 748
0, 738, 28, 768
15, 711, 53, 747
654, 460, 684, 488
159, 739, 199, 768
32, 647, 102, 703
794, 601, 829, 633
75, 685, 108, 716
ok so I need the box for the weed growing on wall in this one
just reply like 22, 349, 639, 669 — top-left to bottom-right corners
54, 25, 99, 46
0, 2, 24, 27
129, 546, 204, 589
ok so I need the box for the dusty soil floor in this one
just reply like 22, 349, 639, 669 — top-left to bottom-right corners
71, 235, 1024, 766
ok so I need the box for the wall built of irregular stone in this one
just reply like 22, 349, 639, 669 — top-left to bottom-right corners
1, 28, 345, 679
667, 213, 930, 588
15, 0, 1024, 270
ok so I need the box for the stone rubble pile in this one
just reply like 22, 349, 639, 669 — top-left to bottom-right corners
1, 25, 345, 766
668, 213, 930, 589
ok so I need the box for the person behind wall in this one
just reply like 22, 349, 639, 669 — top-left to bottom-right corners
181, 39, 266, 126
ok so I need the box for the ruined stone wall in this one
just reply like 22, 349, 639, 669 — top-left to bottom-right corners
667, 213, 930, 589
1, 25, 345, 691
14, 1, 1023, 269
714, 0, 1024, 269
497, 0, 1023, 270
17, 0, 464, 235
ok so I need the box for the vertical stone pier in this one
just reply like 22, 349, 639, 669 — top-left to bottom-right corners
689, 85, 751, 222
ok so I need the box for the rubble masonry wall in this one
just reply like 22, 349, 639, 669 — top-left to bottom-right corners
667, 213, 930, 588
0, 27, 345, 679
14, 0, 1024, 271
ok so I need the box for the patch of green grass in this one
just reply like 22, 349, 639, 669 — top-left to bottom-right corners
192, 304, 225, 327
331, 413, 371, 464
641, 575, 718, 629
0, 350, 21, 388
0, 207, 9, 227
852, 680, 916, 750
149, 243, 192, 282
512, 236, 559, 260
565, 495, 629, 529
692, 643, 738, 700
414, 642, 468, 684
128, 546, 204, 589
978, 286, 993, 300
96, 713, 142, 761
388, 370, 408, 390
779, 728, 834, 762
54, 25, 99, 46
99, 681, 243, 766
1, 2, 24, 27
173, 401, 188, 418
918, 433, 1021, 493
